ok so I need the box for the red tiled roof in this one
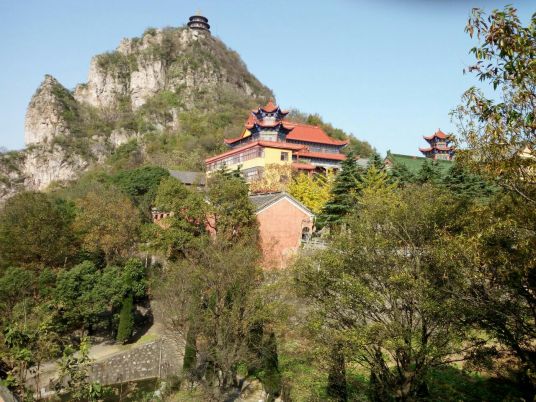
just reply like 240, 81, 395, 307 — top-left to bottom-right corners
205, 141, 305, 163
291, 162, 315, 170
295, 150, 347, 161
285, 122, 349, 146
262, 100, 278, 113
252, 100, 289, 115
424, 129, 449, 140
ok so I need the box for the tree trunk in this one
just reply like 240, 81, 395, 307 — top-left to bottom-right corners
327, 344, 347, 402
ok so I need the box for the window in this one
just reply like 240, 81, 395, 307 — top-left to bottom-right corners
280, 152, 289, 161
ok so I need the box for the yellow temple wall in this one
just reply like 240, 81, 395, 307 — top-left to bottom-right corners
209, 147, 292, 173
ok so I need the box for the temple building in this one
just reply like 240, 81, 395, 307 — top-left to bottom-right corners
419, 129, 455, 161
187, 13, 210, 32
205, 101, 349, 180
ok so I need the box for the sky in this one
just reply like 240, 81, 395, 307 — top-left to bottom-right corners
0, 0, 533, 156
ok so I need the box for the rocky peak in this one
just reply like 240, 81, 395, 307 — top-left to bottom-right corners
73, 27, 269, 111
24, 75, 75, 146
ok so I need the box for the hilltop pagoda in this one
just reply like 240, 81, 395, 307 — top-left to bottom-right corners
419, 129, 455, 161
205, 100, 349, 180
187, 13, 210, 32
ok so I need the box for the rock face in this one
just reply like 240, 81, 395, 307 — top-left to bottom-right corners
73, 27, 263, 111
24, 75, 73, 146
22, 146, 89, 190
0, 24, 272, 201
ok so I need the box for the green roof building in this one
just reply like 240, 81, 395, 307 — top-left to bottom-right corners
385, 152, 453, 175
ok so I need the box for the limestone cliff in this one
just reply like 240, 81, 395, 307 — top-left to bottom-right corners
24, 75, 74, 145
73, 28, 263, 112
0, 25, 272, 201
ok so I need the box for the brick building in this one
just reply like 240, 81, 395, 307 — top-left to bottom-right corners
250, 192, 314, 269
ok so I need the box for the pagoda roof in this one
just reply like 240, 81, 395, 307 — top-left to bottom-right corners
224, 120, 349, 147
253, 100, 289, 115
205, 140, 305, 164
424, 129, 450, 141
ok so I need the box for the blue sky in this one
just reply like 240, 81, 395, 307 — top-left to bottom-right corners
0, 0, 533, 156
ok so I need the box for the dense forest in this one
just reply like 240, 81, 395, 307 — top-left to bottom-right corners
0, 6, 534, 402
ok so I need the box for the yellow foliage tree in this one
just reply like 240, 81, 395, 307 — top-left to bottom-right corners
249, 163, 293, 194
74, 186, 141, 262
289, 171, 334, 214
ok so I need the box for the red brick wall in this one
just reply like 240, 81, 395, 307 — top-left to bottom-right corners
256, 198, 313, 269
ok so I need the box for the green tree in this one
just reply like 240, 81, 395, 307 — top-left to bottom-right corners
451, 7, 536, 398
388, 160, 415, 186
155, 174, 265, 396
0, 192, 76, 269
112, 165, 169, 219
54, 259, 146, 335
206, 172, 258, 242
116, 294, 134, 343
361, 164, 397, 195
295, 185, 472, 400
158, 240, 264, 395
145, 176, 207, 259
416, 159, 442, 184
366, 152, 384, 170
317, 153, 363, 228
57, 336, 109, 401
452, 6, 536, 204
442, 162, 495, 199
451, 195, 536, 399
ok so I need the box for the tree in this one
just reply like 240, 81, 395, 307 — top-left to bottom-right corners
416, 159, 442, 184
53, 259, 147, 335
154, 173, 268, 397
317, 153, 363, 228
452, 6, 536, 204
157, 239, 264, 396
57, 336, 109, 401
0, 192, 76, 268
288, 171, 334, 214
450, 7, 536, 398
146, 176, 207, 259
116, 294, 134, 343
73, 185, 141, 262
249, 163, 292, 194
388, 161, 415, 187
451, 195, 536, 399
112, 165, 170, 219
206, 172, 258, 242
295, 185, 473, 400
442, 162, 495, 199
361, 164, 397, 195
367, 152, 384, 170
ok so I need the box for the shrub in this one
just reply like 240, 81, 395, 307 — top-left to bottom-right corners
116, 293, 134, 343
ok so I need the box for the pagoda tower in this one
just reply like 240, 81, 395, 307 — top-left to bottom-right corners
419, 129, 455, 160
187, 13, 210, 32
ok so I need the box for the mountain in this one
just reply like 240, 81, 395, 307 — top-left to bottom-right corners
0, 26, 272, 201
